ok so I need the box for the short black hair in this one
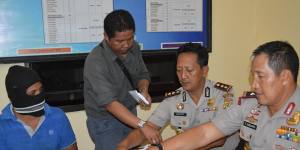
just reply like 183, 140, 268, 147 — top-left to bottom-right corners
177, 43, 209, 68
253, 41, 299, 82
104, 9, 135, 39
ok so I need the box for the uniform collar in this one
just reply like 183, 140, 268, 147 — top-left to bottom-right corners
180, 79, 209, 107
271, 86, 300, 118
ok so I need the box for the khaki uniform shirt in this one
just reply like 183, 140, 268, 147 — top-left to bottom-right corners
213, 87, 300, 150
149, 79, 240, 150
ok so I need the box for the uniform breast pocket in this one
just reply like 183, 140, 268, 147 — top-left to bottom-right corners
240, 121, 257, 142
170, 112, 191, 128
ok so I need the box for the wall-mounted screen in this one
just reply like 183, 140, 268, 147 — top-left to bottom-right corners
0, 0, 211, 63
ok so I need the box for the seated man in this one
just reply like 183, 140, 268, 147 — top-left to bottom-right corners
148, 41, 300, 150
0, 65, 78, 150
117, 43, 239, 150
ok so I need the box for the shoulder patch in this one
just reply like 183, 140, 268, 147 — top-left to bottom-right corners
164, 90, 181, 98
214, 82, 232, 92
238, 91, 256, 105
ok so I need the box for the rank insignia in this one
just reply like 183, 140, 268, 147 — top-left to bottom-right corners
176, 103, 184, 110
165, 90, 181, 98
287, 111, 300, 125
214, 82, 232, 92
243, 91, 256, 98
238, 91, 256, 105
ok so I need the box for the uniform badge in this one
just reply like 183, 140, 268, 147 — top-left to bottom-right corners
287, 111, 300, 125
207, 98, 215, 108
176, 103, 184, 110
182, 91, 187, 102
205, 87, 210, 97
284, 102, 295, 116
175, 127, 184, 135
223, 93, 233, 109
246, 105, 261, 123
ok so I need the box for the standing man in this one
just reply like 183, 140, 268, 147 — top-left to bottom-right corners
0, 65, 78, 150
117, 43, 239, 150
149, 41, 300, 150
84, 9, 152, 150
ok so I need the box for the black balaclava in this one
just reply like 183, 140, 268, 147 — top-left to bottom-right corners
5, 65, 45, 117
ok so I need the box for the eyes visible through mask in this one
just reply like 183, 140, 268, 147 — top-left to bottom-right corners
26, 82, 43, 96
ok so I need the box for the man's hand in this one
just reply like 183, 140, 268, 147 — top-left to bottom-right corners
137, 79, 151, 106
140, 90, 152, 106
140, 123, 162, 144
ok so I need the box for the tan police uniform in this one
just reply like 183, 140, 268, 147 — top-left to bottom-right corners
148, 79, 240, 150
213, 87, 300, 150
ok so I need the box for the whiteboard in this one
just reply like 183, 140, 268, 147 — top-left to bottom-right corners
0, 0, 211, 62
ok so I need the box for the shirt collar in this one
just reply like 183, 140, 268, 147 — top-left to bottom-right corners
1, 103, 52, 120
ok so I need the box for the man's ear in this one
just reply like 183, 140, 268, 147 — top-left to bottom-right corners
202, 66, 209, 77
104, 32, 109, 41
280, 69, 292, 85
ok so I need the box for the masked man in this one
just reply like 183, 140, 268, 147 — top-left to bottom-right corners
0, 65, 78, 150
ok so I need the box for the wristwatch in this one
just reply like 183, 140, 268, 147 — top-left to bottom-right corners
137, 119, 146, 128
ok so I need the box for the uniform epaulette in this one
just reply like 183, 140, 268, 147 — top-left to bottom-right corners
242, 91, 256, 98
238, 91, 256, 105
164, 90, 181, 98
214, 82, 232, 92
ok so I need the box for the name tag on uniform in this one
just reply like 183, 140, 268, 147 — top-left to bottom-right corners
174, 112, 187, 116
243, 121, 257, 130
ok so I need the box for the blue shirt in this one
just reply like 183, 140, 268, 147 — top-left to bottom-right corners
0, 103, 76, 150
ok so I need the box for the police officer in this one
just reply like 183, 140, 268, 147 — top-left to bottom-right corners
151, 41, 300, 150
116, 43, 240, 150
